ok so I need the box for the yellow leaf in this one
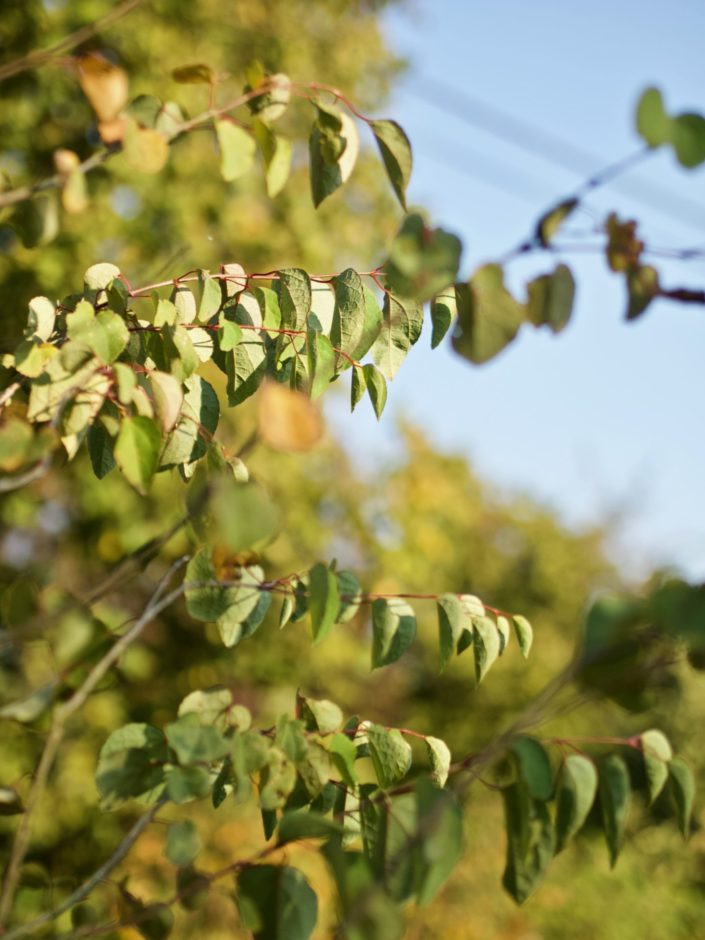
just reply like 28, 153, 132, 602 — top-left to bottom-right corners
257, 381, 323, 452
75, 53, 129, 122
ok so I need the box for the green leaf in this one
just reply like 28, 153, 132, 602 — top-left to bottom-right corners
278, 269, 311, 331
237, 865, 317, 940
171, 285, 197, 324
309, 108, 359, 207
253, 120, 292, 196
636, 87, 672, 147
366, 724, 412, 789
166, 820, 202, 867
114, 416, 162, 493
370, 119, 412, 210
165, 765, 211, 804
640, 728, 673, 803
526, 264, 576, 334
87, 422, 116, 479
278, 811, 344, 845
385, 213, 461, 303
84, 262, 121, 291
452, 265, 526, 365
259, 748, 297, 810
555, 755, 598, 851
672, 112, 705, 167
512, 614, 533, 658
307, 330, 336, 399
66, 302, 129, 363
351, 364, 367, 411
473, 615, 500, 683
224, 295, 268, 405
336, 570, 362, 623
350, 286, 383, 361
308, 562, 340, 644
25, 296, 56, 341
535, 198, 579, 247
330, 733, 358, 788
279, 594, 295, 629
215, 120, 256, 181
160, 375, 219, 467
363, 364, 387, 419
297, 693, 343, 734
425, 736, 451, 787
599, 754, 631, 867
331, 268, 366, 359
246, 72, 292, 124
96, 723, 168, 809
511, 737, 553, 801
217, 582, 271, 648
179, 687, 249, 732
430, 287, 457, 349
669, 757, 695, 838
166, 713, 229, 764
496, 615, 510, 654
371, 292, 423, 380
371, 597, 416, 668
502, 781, 555, 904
197, 269, 222, 322
437, 593, 465, 670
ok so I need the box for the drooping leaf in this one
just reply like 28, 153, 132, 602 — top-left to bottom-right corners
236, 865, 317, 940
123, 123, 169, 174
278, 268, 312, 331
437, 594, 465, 670
371, 598, 416, 668
253, 120, 292, 196
297, 693, 343, 734
307, 330, 336, 399
362, 364, 387, 419
636, 86, 672, 147
258, 381, 323, 451
308, 562, 340, 644
626, 264, 659, 321
512, 614, 534, 658
555, 755, 598, 851
331, 268, 366, 359
668, 757, 695, 838
640, 729, 673, 804
197, 269, 223, 322
473, 615, 500, 682
351, 364, 367, 411
502, 781, 555, 904
95, 723, 168, 809
511, 737, 553, 801
160, 376, 219, 467
309, 107, 359, 207
385, 213, 461, 303
366, 724, 412, 789
672, 111, 705, 168
172, 63, 215, 84
599, 754, 631, 867
371, 292, 423, 380
452, 265, 526, 365
425, 736, 452, 787
526, 264, 576, 334
215, 120, 256, 181
430, 287, 457, 349
114, 416, 162, 493
277, 811, 344, 845
370, 119, 412, 209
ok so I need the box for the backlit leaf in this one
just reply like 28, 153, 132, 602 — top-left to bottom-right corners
370, 119, 412, 210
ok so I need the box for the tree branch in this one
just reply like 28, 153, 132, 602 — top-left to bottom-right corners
0, 560, 189, 926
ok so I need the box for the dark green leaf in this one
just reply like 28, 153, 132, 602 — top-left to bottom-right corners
437, 593, 465, 670
473, 615, 500, 682
96, 723, 168, 809
371, 292, 423, 379
87, 423, 116, 479
555, 755, 598, 851
351, 364, 367, 411
669, 757, 695, 838
385, 213, 461, 303
370, 119, 412, 210
535, 198, 579, 246
308, 562, 340, 644
502, 781, 555, 904
430, 287, 456, 349
236, 865, 317, 940
599, 754, 631, 867
371, 597, 416, 668
332, 268, 366, 359
363, 363, 387, 419
278, 269, 311, 331
172, 63, 214, 84
672, 112, 705, 167
166, 713, 229, 764
278, 811, 344, 845
511, 737, 553, 801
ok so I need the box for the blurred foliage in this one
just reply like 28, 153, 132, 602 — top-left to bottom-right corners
2, 2, 705, 939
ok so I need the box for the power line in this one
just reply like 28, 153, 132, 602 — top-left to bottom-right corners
405, 73, 705, 236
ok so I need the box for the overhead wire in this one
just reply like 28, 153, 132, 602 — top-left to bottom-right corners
404, 73, 705, 236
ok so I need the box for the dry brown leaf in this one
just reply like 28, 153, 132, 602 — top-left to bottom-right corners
257, 381, 323, 452
75, 52, 129, 122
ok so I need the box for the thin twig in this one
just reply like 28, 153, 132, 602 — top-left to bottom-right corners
0, 562, 189, 925
0, 0, 144, 84
2, 801, 164, 940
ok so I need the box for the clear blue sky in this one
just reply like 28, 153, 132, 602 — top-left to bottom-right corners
328, 0, 705, 580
